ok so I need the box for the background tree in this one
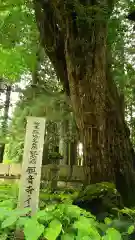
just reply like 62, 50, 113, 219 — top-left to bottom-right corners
0, 83, 11, 162
5, 53, 78, 164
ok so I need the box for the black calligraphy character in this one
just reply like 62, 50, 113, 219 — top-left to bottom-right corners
32, 130, 39, 137
25, 185, 34, 194
27, 175, 34, 184
34, 121, 40, 129
31, 140, 38, 150
24, 196, 31, 207
26, 167, 37, 175
29, 150, 37, 164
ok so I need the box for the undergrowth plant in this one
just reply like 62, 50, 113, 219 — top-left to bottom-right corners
0, 199, 134, 240
0, 183, 135, 239
39, 189, 78, 209
0, 183, 18, 203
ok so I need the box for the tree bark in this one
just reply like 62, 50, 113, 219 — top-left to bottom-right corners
105, 61, 135, 205
64, 3, 110, 184
59, 120, 69, 165
0, 85, 11, 162
42, 137, 49, 165
69, 141, 77, 166
34, 0, 135, 205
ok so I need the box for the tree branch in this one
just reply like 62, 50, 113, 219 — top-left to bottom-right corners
34, 0, 70, 95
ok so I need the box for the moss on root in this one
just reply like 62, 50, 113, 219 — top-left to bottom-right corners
73, 182, 124, 219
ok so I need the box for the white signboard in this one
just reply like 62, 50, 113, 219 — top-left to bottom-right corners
18, 117, 46, 216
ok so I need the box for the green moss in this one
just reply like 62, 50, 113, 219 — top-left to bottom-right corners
73, 182, 124, 217
79, 182, 119, 200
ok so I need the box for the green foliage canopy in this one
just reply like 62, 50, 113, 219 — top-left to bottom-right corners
0, 0, 39, 82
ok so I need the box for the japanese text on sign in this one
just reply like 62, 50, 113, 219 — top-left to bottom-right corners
18, 117, 46, 216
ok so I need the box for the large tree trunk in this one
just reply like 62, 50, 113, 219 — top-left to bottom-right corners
34, 0, 135, 205
106, 60, 135, 205
65, 14, 108, 184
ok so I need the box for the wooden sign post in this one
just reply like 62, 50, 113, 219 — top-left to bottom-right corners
18, 117, 46, 216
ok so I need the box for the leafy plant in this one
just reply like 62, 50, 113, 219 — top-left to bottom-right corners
0, 198, 134, 240
0, 183, 18, 203
39, 189, 78, 209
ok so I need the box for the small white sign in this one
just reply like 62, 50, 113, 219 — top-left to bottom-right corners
18, 117, 46, 216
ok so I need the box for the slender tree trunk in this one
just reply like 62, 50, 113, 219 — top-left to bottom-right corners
59, 120, 69, 165
130, 101, 133, 142
69, 141, 77, 166
42, 134, 49, 165
0, 85, 11, 162
68, 112, 78, 165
